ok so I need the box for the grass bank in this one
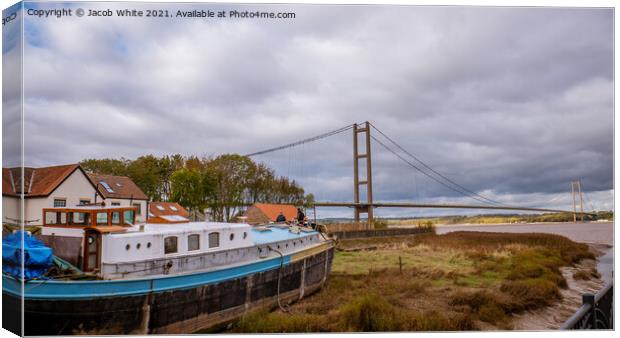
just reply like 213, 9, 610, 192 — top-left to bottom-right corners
231, 231, 597, 332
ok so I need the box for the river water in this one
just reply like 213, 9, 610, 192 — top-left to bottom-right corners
436, 221, 614, 284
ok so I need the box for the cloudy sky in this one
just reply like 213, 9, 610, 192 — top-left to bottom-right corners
3, 2, 613, 217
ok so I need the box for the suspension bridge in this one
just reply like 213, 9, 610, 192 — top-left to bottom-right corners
244, 121, 595, 227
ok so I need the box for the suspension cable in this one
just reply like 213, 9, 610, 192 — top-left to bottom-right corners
371, 135, 506, 206
244, 124, 355, 157
369, 122, 508, 207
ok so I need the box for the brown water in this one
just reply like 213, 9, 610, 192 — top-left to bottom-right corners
436, 221, 613, 246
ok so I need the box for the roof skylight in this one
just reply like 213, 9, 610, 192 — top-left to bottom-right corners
100, 181, 114, 193
156, 205, 165, 211
169, 206, 178, 211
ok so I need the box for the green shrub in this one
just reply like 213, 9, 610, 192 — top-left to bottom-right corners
234, 310, 326, 333
410, 311, 476, 331
477, 303, 507, 323
416, 220, 436, 233
339, 294, 405, 331
500, 279, 561, 309
373, 218, 389, 230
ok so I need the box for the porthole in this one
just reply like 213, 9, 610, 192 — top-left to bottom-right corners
125, 244, 130, 251
243, 232, 248, 239
147, 242, 151, 248
277, 245, 281, 249
285, 243, 289, 248
293, 241, 296, 246
230, 233, 235, 241
137, 243, 141, 249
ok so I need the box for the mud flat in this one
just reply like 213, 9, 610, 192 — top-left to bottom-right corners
227, 232, 604, 332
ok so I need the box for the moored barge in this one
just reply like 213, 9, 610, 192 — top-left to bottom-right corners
2, 205, 334, 335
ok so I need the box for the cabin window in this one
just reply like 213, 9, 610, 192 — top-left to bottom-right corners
71, 212, 90, 225
188, 234, 200, 251
208, 232, 220, 248
123, 210, 134, 225
164, 236, 178, 254
96, 212, 108, 225
125, 244, 130, 251
79, 199, 90, 205
230, 233, 235, 241
133, 203, 141, 215
111, 211, 121, 225
53, 199, 66, 208
45, 211, 66, 225
111, 202, 121, 206
137, 243, 141, 250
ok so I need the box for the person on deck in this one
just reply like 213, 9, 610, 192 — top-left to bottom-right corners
276, 211, 286, 223
296, 208, 305, 225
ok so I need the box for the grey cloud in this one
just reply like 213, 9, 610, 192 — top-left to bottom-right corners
10, 4, 613, 215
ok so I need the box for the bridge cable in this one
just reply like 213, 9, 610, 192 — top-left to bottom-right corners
369, 123, 509, 207
244, 124, 355, 157
370, 134, 507, 206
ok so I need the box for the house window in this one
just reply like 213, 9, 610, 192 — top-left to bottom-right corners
53, 199, 66, 208
164, 236, 178, 254
133, 203, 141, 215
208, 232, 220, 248
188, 234, 200, 251
111, 202, 121, 206
79, 199, 90, 205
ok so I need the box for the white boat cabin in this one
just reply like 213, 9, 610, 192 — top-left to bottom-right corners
40, 205, 255, 275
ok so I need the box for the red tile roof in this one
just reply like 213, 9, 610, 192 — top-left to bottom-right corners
2, 164, 91, 198
252, 203, 298, 222
148, 202, 189, 218
87, 173, 148, 200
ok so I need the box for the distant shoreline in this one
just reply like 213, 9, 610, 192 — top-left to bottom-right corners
390, 220, 614, 228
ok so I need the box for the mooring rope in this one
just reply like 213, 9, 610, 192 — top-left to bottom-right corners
268, 246, 290, 313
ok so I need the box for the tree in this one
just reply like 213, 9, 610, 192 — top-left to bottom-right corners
206, 154, 256, 222
158, 154, 184, 201
170, 168, 208, 212
126, 155, 162, 201
80, 158, 129, 176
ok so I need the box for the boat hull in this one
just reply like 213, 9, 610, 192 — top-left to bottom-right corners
3, 245, 334, 335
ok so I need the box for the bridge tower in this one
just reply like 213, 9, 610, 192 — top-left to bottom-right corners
570, 180, 584, 222
353, 121, 374, 229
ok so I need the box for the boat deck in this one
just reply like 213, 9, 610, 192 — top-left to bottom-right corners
251, 226, 317, 245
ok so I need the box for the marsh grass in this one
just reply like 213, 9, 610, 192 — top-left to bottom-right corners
231, 232, 597, 332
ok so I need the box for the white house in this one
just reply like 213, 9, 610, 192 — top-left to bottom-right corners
2, 164, 148, 225
87, 173, 148, 222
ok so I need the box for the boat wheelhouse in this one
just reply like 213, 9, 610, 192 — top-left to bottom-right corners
40, 205, 138, 272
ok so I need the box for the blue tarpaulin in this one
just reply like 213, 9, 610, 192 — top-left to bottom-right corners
2, 231, 53, 280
